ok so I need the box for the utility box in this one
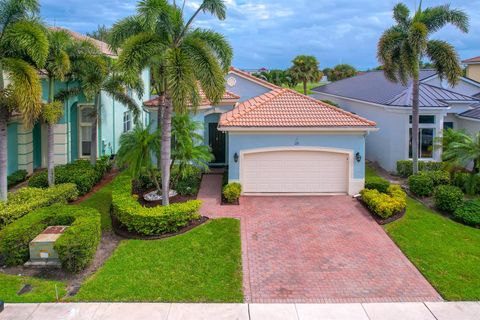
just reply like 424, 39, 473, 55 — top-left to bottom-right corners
25, 226, 68, 268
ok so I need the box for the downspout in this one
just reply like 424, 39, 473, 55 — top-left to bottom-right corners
98, 93, 102, 156
66, 81, 70, 163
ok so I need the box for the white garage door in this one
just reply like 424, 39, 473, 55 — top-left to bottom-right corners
242, 150, 349, 194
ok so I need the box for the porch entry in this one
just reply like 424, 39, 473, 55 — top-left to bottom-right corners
208, 122, 226, 164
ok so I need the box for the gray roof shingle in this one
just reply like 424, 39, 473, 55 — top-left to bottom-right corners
312, 70, 479, 108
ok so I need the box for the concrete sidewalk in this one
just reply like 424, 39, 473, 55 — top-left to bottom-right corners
1, 302, 480, 320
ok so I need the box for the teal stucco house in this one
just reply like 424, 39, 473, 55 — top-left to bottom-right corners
6, 29, 151, 176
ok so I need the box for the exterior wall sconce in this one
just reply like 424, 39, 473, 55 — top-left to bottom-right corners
355, 152, 362, 163
234, 152, 239, 163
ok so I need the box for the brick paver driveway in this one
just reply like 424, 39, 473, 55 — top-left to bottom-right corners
199, 174, 441, 303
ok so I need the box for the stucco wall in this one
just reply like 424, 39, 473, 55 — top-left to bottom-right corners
466, 65, 480, 84
225, 73, 271, 101
456, 117, 480, 136
311, 93, 445, 172
227, 132, 366, 181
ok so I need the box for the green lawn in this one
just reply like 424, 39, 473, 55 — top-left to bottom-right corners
73, 218, 243, 302
0, 273, 66, 303
385, 195, 480, 300
365, 163, 380, 179
79, 179, 114, 231
285, 82, 326, 95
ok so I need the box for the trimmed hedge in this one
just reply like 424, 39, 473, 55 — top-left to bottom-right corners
7, 170, 28, 188
365, 176, 390, 193
408, 173, 434, 197
0, 204, 100, 272
454, 200, 480, 227
223, 183, 242, 203
433, 185, 464, 213
0, 184, 78, 229
360, 185, 407, 219
396, 160, 445, 178
29, 157, 111, 195
112, 174, 202, 236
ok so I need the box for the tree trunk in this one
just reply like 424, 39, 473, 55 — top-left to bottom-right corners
0, 112, 8, 201
161, 97, 172, 206
412, 71, 420, 174
157, 104, 162, 170
90, 94, 99, 165
0, 62, 8, 201
47, 78, 55, 186
303, 80, 307, 95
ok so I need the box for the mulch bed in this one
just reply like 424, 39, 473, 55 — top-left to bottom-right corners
135, 189, 196, 207
111, 213, 209, 240
357, 197, 406, 225
71, 169, 119, 204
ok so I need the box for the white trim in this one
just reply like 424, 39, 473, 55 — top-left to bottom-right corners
314, 91, 450, 111
456, 114, 480, 122
219, 126, 378, 133
78, 104, 96, 159
228, 69, 279, 90
238, 146, 359, 196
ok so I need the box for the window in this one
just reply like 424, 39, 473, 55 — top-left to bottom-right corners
79, 105, 94, 157
443, 122, 454, 130
409, 128, 435, 158
123, 111, 132, 132
409, 115, 435, 124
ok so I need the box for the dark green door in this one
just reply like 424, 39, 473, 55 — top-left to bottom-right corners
33, 122, 42, 169
209, 123, 226, 164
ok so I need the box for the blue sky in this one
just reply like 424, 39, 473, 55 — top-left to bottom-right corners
41, 0, 480, 70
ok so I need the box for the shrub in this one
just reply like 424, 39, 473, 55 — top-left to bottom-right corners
112, 174, 202, 235
365, 176, 390, 193
433, 185, 464, 213
28, 159, 108, 195
453, 200, 480, 227
396, 160, 445, 178
172, 165, 203, 196
360, 185, 406, 219
0, 204, 100, 272
7, 170, 28, 187
408, 173, 434, 197
222, 183, 242, 203
0, 184, 78, 229
452, 172, 480, 195
424, 170, 450, 186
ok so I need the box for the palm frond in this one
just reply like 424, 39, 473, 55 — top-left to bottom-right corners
1, 19, 49, 67
393, 3, 411, 27
187, 28, 232, 72
54, 86, 82, 101
421, 4, 469, 34
0, 0, 39, 30
109, 16, 146, 50
426, 39, 462, 86
1, 57, 42, 127
118, 32, 165, 76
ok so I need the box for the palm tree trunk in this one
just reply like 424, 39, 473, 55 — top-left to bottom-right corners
0, 62, 8, 201
303, 80, 307, 95
412, 71, 420, 174
90, 94, 99, 165
0, 111, 8, 201
47, 78, 55, 186
161, 97, 172, 206
157, 104, 162, 170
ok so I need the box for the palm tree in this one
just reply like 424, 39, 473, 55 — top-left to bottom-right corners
377, 2, 468, 174
289, 55, 322, 95
171, 113, 213, 181
109, 0, 232, 205
116, 124, 161, 193
56, 55, 142, 165
0, 0, 49, 201
42, 29, 73, 186
442, 130, 480, 173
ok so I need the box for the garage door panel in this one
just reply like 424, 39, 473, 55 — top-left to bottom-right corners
242, 150, 348, 193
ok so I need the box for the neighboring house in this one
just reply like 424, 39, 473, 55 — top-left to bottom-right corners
463, 56, 480, 85
145, 67, 377, 195
311, 70, 480, 172
6, 28, 150, 176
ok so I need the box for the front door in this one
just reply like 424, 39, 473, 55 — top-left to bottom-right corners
209, 123, 226, 164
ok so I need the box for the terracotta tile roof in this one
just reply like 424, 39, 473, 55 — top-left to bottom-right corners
462, 56, 480, 64
228, 67, 280, 90
219, 88, 376, 128
50, 27, 116, 57
143, 88, 239, 107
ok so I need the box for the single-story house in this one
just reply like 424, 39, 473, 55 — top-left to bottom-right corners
5, 28, 150, 176
311, 70, 480, 172
146, 68, 377, 195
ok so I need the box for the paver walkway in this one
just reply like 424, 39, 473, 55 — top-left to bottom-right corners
3, 302, 480, 320
199, 174, 441, 303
